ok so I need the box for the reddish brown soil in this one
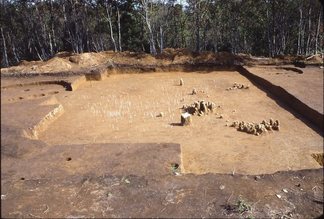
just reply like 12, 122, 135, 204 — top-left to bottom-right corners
37, 72, 322, 175
1, 51, 323, 218
246, 65, 323, 114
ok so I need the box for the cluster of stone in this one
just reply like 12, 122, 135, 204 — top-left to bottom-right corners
230, 119, 280, 135
226, 82, 249, 91
182, 100, 216, 116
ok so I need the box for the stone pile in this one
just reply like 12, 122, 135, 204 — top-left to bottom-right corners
230, 119, 280, 135
182, 100, 216, 116
226, 82, 249, 91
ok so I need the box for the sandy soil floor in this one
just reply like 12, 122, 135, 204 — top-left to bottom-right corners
34, 71, 323, 175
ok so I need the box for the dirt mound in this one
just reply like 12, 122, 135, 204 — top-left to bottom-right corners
305, 54, 323, 64
157, 48, 192, 60
111, 51, 158, 65
38, 57, 73, 72
54, 51, 75, 58
194, 51, 244, 65
194, 51, 217, 63
172, 48, 194, 64
18, 60, 42, 66
68, 52, 101, 66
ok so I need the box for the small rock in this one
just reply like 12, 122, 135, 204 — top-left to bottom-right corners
219, 185, 225, 190
1, 195, 6, 200
192, 88, 197, 95
156, 112, 164, 117
276, 194, 282, 199
180, 78, 184, 86
282, 189, 288, 193
254, 176, 261, 181
181, 112, 192, 126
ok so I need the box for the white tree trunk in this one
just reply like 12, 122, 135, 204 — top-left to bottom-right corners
117, 8, 122, 52
160, 26, 163, 53
105, 3, 117, 52
141, 0, 157, 55
1, 27, 9, 67
315, 11, 321, 54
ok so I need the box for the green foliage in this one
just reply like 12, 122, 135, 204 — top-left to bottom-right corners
237, 196, 252, 214
0, 0, 323, 67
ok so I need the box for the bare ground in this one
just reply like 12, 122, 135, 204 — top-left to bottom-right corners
1, 51, 323, 218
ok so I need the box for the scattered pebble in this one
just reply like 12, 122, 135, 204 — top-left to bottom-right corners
276, 194, 282, 199
219, 185, 225, 190
156, 112, 164, 117
1, 195, 6, 200
282, 189, 288, 193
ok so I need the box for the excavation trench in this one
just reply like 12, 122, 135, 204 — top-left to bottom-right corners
106, 63, 323, 133
236, 65, 323, 133
2, 63, 322, 174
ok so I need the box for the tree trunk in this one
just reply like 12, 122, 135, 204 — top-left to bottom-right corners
142, 0, 156, 55
271, 0, 276, 56
160, 26, 163, 53
117, 7, 122, 52
266, 4, 271, 57
7, 32, 19, 63
306, 7, 312, 55
297, 7, 303, 55
195, 2, 200, 52
105, 3, 117, 52
1, 27, 9, 67
315, 10, 321, 54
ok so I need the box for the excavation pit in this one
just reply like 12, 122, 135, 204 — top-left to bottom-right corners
1, 63, 323, 218
29, 70, 322, 175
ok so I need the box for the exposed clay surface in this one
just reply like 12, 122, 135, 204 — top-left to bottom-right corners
1, 153, 323, 218
1, 51, 323, 218
37, 72, 322, 175
245, 65, 323, 114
